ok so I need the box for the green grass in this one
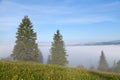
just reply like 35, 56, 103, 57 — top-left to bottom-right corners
0, 61, 120, 80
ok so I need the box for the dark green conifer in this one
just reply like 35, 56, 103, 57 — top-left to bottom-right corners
48, 30, 68, 66
98, 51, 108, 71
11, 16, 43, 63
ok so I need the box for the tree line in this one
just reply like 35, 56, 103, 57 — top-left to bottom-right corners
11, 16, 67, 66
98, 51, 120, 73
8, 16, 120, 73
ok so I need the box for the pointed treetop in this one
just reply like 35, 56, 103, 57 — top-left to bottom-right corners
55, 29, 60, 36
56, 29, 60, 34
101, 50, 104, 56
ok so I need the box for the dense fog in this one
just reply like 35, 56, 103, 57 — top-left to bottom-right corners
1, 43, 120, 68
40, 45, 120, 68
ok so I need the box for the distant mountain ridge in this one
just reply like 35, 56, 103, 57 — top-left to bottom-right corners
84, 40, 120, 46
38, 40, 120, 46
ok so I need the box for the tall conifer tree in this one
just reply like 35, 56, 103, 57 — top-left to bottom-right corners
11, 16, 43, 62
48, 30, 68, 66
98, 51, 108, 71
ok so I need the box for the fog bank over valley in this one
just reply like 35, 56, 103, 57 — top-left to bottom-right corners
1, 41, 120, 68
40, 45, 120, 68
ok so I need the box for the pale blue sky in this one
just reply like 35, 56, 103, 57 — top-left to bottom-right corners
0, 0, 120, 45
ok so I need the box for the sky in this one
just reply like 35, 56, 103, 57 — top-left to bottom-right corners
0, 0, 120, 43
0, 0, 120, 57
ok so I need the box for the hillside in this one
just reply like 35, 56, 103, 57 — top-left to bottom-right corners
0, 61, 120, 80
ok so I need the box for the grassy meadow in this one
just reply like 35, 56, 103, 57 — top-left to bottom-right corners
0, 61, 120, 80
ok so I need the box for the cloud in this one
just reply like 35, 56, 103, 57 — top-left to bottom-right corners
0, 16, 22, 32
56, 16, 115, 24
0, 0, 119, 27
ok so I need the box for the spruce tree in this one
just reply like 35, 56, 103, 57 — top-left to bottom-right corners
48, 30, 68, 66
98, 51, 108, 71
113, 60, 120, 73
11, 16, 43, 63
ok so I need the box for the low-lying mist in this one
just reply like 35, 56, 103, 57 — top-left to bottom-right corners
40, 45, 120, 68
1, 44, 120, 68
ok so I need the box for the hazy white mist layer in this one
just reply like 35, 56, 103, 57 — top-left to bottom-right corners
40, 45, 120, 67
0, 45, 120, 68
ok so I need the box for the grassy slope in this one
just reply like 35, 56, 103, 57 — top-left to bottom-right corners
0, 61, 120, 80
